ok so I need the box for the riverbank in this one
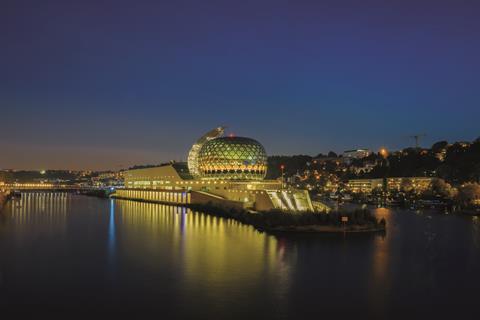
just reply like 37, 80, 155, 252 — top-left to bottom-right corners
189, 203, 386, 234
268, 224, 386, 234
322, 197, 480, 217
79, 189, 110, 198
110, 195, 385, 234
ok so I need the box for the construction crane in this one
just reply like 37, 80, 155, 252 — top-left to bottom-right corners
409, 134, 427, 149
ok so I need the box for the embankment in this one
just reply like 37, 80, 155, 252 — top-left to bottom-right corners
188, 203, 386, 234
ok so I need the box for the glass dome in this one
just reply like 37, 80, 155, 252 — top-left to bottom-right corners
197, 137, 267, 180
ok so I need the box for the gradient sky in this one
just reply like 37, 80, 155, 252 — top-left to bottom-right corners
1, 0, 479, 170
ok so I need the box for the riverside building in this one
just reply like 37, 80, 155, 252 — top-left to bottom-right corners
347, 177, 433, 194
115, 128, 328, 213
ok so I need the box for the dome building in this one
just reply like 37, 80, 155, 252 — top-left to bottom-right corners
118, 127, 323, 213
197, 137, 267, 180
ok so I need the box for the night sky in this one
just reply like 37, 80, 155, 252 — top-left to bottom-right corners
1, 0, 479, 170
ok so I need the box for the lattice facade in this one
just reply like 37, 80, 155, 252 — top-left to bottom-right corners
197, 137, 267, 180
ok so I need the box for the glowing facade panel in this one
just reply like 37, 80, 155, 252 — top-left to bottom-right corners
197, 137, 267, 180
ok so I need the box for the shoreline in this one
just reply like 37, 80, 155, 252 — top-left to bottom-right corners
323, 199, 480, 217
267, 225, 386, 234
110, 196, 386, 234
188, 203, 387, 234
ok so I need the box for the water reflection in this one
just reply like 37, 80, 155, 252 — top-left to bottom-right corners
1, 196, 480, 318
115, 200, 287, 276
112, 199, 292, 318
8, 193, 68, 231
368, 208, 391, 317
108, 199, 116, 258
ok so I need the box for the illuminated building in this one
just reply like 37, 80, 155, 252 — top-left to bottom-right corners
347, 179, 383, 193
434, 148, 448, 162
116, 127, 328, 212
347, 177, 433, 194
386, 177, 433, 192
343, 149, 372, 160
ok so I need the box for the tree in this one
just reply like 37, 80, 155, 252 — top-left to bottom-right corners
327, 151, 338, 158
266, 155, 312, 179
429, 178, 457, 199
470, 163, 480, 183
457, 183, 480, 207
431, 141, 448, 153
436, 164, 454, 181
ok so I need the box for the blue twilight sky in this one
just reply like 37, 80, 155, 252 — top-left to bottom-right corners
1, 0, 479, 170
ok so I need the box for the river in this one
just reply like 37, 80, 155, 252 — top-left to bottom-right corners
0, 193, 479, 319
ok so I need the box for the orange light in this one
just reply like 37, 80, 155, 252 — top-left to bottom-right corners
379, 148, 389, 158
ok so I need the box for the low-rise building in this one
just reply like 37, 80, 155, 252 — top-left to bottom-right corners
343, 149, 372, 160
347, 177, 434, 194
347, 179, 383, 193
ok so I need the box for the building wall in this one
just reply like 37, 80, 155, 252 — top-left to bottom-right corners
115, 189, 190, 205
124, 166, 184, 189
386, 177, 433, 192
254, 192, 277, 212
114, 188, 279, 211
347, 177, 433, 194
347, 179, 383, 193
190, 191, 245, 211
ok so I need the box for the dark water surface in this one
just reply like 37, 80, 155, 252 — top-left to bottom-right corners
0, 193, 479, 319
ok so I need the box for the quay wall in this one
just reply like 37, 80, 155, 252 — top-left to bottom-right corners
112, 189, 249, 211
113, 189, 191, 205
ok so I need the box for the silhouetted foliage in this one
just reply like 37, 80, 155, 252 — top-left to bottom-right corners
431, 141, 448, 153
456, 183, 480, 207
358, 139, 480, 184
190, 203, 384, 232
266, 155, 312, 179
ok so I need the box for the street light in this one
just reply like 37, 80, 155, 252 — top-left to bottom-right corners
379, 148, 389, 158
379, 148, 389, 207
280, 164, 285, 189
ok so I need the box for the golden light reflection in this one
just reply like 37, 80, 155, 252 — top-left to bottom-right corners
114, 199, 293, 309
368, 208, 391, 317
9, 192, 68, 227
